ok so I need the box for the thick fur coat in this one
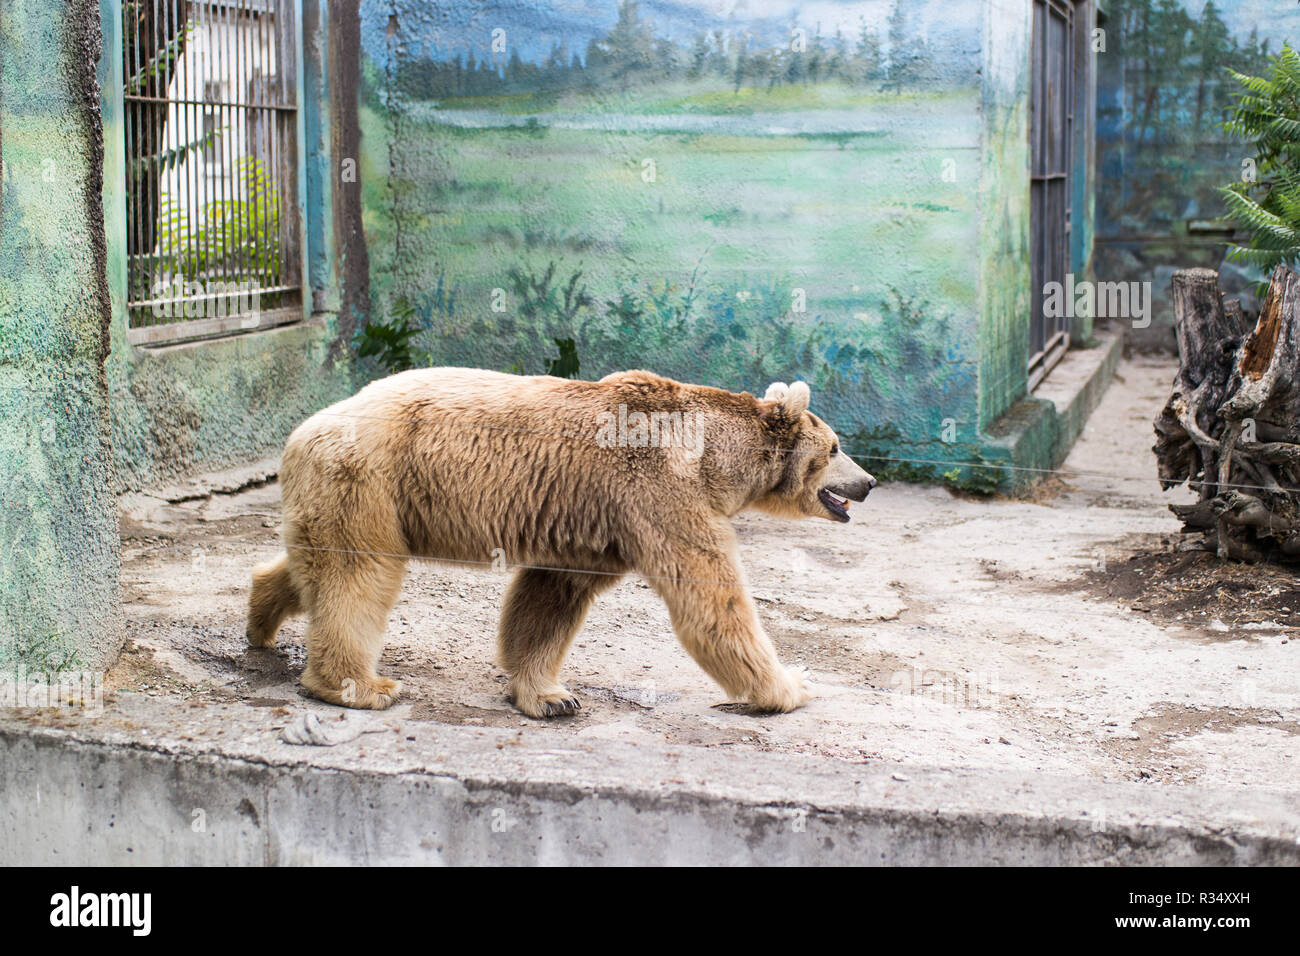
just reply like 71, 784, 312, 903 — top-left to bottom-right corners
247, 368, 875, 716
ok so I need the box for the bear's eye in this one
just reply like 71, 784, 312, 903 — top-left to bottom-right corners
830, 442, 839, 457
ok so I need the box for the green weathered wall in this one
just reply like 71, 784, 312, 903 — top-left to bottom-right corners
0, 0, 122, 671
977, 0, 1033, 432
107, 322, 354, 491
357, 0, 1005, 484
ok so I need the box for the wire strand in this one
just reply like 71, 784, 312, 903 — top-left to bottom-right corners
232, 535, 1283, 632
299, 404, 1294, 496
4, 378, 1291, 494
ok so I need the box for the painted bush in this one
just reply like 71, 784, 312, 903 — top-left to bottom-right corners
357, 0, 987, 461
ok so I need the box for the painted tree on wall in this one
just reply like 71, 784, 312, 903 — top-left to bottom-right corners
396, 0, 938, 101
1099, 0, 1271, 234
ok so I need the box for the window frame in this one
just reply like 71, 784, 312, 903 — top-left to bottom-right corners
115, 0, 311, 350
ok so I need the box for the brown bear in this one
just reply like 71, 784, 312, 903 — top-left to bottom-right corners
246, 368, 875, 717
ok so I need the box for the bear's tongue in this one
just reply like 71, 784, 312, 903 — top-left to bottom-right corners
819, 488, 851, 521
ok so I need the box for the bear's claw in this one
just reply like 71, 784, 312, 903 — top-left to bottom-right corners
542, 696, 581, 718
301, 674, 402, 710
246, 626, 276, 649
511, 687, 583, 718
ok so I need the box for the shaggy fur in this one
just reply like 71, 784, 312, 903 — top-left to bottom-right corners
247, 368, 875, 717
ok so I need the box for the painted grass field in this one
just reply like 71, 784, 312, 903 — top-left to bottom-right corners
359, 84, 986, 460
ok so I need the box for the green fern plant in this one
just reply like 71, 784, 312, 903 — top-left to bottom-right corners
155, 156, 281, 282
1221, 43, 1300, 272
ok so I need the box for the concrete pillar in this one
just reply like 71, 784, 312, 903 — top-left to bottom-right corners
0, 0, 123, 672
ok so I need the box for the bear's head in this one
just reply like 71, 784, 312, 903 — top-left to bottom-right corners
749, 381, 877, 523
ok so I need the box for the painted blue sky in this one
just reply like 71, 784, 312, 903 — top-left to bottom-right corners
356, 1, 1299, 74
1206, 0, 1300, 41
360, 0, 983, 68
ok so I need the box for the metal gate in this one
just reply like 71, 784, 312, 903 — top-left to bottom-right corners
123, 0, 302, 345
1029, 0, 1074, 388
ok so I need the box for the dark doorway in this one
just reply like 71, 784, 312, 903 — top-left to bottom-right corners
1029, 0, 1075, 388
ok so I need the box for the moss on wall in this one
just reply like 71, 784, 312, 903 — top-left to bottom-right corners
0, 0, 122, 670
976, 0, 1033, 432
107, 321, 354, 491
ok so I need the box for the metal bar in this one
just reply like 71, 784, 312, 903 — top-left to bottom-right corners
292, 0, 307, 307
214, 0, 229, 288
125, 0, 301, 330
177, 0, 192, 306
234, 0, 247, 286
256, 4, 270, 294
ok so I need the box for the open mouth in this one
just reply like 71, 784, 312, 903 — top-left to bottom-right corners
818, 488, 851, 523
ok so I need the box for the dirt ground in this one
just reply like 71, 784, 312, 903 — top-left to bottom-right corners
115, 355, 1300, 790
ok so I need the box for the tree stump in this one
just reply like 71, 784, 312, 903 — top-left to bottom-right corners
1153, 264, 1300, 561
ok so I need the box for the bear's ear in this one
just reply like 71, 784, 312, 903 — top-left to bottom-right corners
759, 380, 811, 433
784, 381, 810, 416
763, 380, 809, 415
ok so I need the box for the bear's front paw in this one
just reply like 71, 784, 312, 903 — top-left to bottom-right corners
748, 666, 813, 714
246, 624, 277, 649
302, 673, 402, 710
511, 686, 582, 719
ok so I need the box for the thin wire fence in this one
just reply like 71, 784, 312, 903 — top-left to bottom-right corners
217, 404, 1300, 621
298, 404, 1291, 496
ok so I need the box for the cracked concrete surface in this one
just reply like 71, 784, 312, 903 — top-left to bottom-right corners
4, 354, 1298, 863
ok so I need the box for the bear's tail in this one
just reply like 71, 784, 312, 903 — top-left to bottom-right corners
246, 553, 303, 648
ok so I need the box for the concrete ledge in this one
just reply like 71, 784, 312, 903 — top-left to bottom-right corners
2, 697, 1296, 865
1035, 326, 1127, 468
982, 328, 1125, 490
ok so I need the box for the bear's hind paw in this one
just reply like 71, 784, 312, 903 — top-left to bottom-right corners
302, 674, 402, 710
748, 666, 813, 714
512, 688, 582, 719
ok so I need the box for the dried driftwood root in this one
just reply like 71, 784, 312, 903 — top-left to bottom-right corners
1153, 265, 1300, 562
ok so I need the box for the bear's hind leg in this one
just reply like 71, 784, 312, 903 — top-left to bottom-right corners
299, 554, 406, 710
247, 553, 302, 647
648, 540, 811, 714
498, 568, 621, 718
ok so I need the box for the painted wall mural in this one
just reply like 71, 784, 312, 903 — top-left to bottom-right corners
1096, 0, 1300, 344
356, 0, 996, 474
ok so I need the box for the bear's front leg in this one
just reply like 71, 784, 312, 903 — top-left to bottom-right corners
647, 533, 813, 714
298, 552, 406, 710
497, 567, 622, 718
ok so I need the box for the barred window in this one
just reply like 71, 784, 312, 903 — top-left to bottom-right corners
123, 0, 303, 346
